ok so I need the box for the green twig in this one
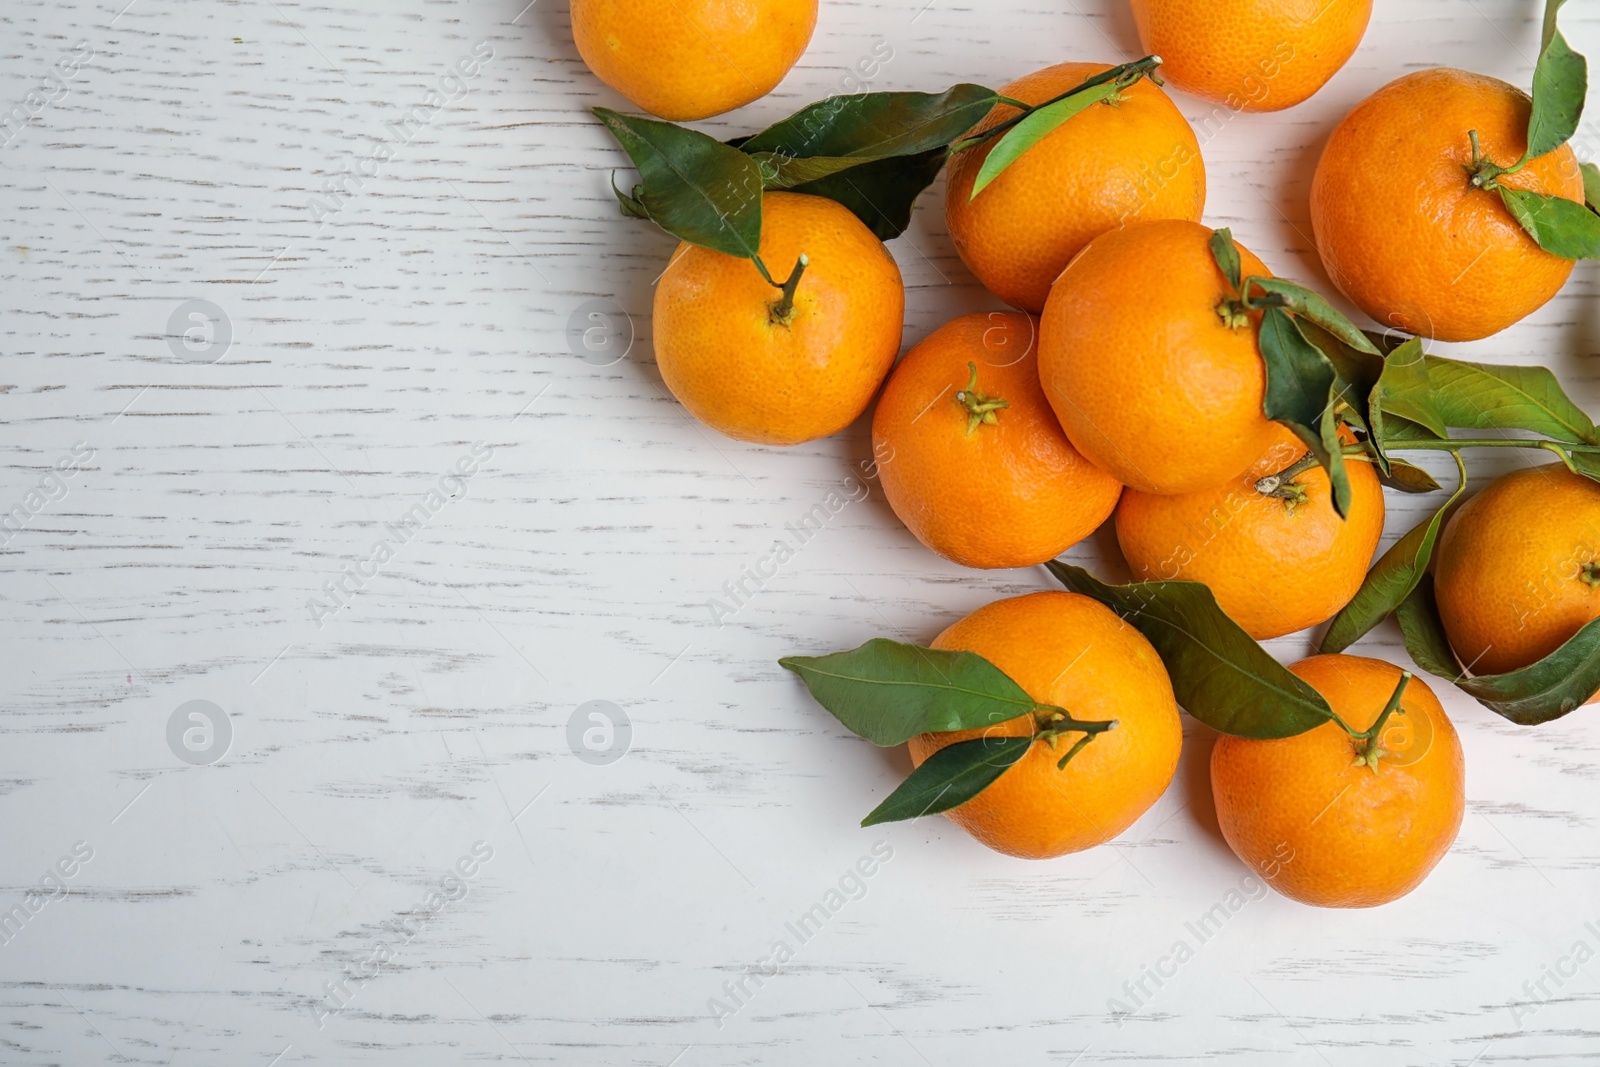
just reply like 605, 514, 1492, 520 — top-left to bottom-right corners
1033, 704, 1117, 770
1350, 672, 1411, 772
1256, 436, 1600, 499
1389, 438, 1600, 454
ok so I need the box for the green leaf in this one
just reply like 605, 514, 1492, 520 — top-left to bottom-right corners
1568, 448, 1600, 484
1320, 454, 1467, 654
1376, 457, 1444, 494
594, 108, 765, 259
1581, 161, 1600, 213
740, 85, 999, 160
1044, 562, 1335, 739
786, 148, 949, 240
1315, 406, 1354, 518
1499, 187, 1600, 259
1373, 338, 1450, 440
1423, 354, 1599, 443
1526, 6, 1586, 162
1394, 578, 1466, 680
748, 152, 891, 190
1396, 576, 1600, 725
1298, 319, 1388, 473
1257, 307, 1353, 518
860, 736, 1032, 826
1379, 415, 1447, 444
969, 81, 1120, 199
1244, 277, 1380, 355
1209, 228, 1242, 291
610, 175, 650, 219
779, 639, 1036, 747
1362, 329, 1405, 355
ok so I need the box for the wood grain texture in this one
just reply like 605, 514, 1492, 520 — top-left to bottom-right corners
2, 0, 1600, 1062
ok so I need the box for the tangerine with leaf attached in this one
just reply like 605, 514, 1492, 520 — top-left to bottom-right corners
906, 591, 1183, 859
653, 192, 905, 446
1212, 655, 1465, 908
1311, 68, 1584, 341
1115, 423, 1385, 639
1038, 219, 1281, 495
945, 61, 1205, 313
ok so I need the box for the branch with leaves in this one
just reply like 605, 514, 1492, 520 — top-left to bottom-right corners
780, 217, 1600, 825
780, 567, 1430, 825
768, 0, 1600, 820
780, 640, 1117, 826
1202, 223, 1600, 724
593, 57, 1166, 303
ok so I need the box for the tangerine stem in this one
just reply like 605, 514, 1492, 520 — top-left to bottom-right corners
768, 253, 809, 325
955, 361, 1010, 434
1359, 671, 1410, 743
1031, 708, 1117, 770
1466, 129, 1503, 188
1215, 298, 1252, 330
1350, 671, 1411, 772
1466, 128, 1528, 188
1033, 705, 1117, 736
1253, 452, 1321, 497
1468, 129, 1486, 171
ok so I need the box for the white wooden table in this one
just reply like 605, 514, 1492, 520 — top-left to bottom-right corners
3, 0, 1600, 1063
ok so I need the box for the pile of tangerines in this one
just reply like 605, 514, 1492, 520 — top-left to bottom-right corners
574, 0, 1600, 908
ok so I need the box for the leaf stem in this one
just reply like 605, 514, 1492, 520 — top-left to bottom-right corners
1054, 731, 1098, 770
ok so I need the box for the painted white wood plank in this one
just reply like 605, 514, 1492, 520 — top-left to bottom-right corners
3, 0, 1600, 1063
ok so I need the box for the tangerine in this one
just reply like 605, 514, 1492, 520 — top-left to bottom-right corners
945, 61, 1205, 313
1038, 220, 1280, 495
653, 192, 904, 446
907, 591, 1183, 859
1212, 655, 1465, 908
872, 312, 1122, 569
570, 0, 817, 121
1311, 68, 1584, 341
1115, 423, 1385, 639
1434, 463, 1600, 677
